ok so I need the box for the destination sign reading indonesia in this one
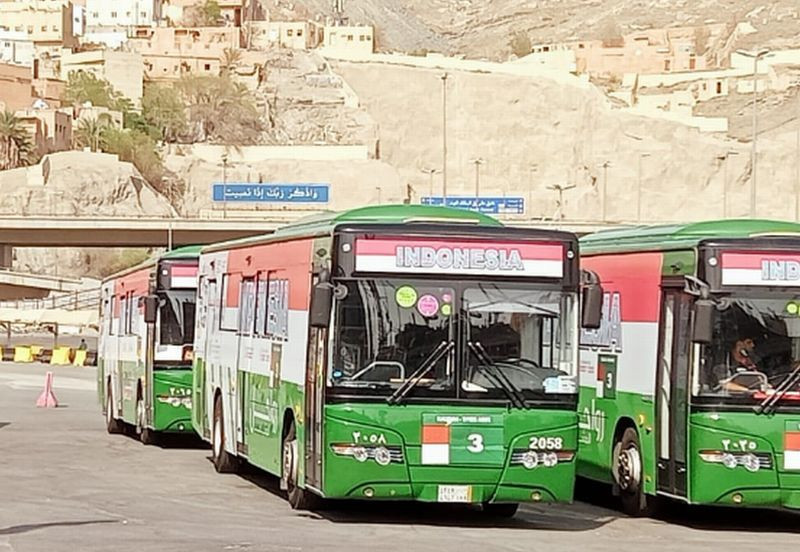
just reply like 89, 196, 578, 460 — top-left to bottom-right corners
354, 238, 564, 277
722, 252, 800, 286
212, 183, 329, 203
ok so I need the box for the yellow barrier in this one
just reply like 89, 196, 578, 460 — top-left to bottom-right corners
31, 345, 43, 357
13, 346, 33, 363
50, 346, 72, 365
73, 349, 87, 367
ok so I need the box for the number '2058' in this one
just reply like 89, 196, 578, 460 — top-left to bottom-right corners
529, 436, 563, 450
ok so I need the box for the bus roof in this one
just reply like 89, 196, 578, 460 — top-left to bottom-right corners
202, 204, 504, 253
581, 219, 800, 254
102, 245, 202, 283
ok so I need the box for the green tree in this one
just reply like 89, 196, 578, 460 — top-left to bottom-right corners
74, 116, 110, 152
509, 32, 532, 58
202, 0, 222, 25
220, 47, 242, 76
142, 84, 187, 142
0, 110, 36, 170
176, 73, 262, 144
64, 71, 124, 110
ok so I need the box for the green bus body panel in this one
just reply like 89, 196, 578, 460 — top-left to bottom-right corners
152, 370, 193, 432
320, 403, 577, 503
689, 412, 800, 509
577, 387, 658, 494
202, 204, 504, 254
581, 218, 800, 255
120, 360, 144, 424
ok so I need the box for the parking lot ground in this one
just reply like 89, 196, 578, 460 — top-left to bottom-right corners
0, 362, 798, 551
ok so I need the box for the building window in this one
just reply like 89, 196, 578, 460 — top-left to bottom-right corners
689, 57, 696, 70
360, 35, 366, 41
91, 12, 98, 18
27, 26, 33, 34
52, 26, 58, 32
578, 43, 585, 49
664, 59, 671, 71
287, 29, 293, 36
347, 35, 353, 41
41, 26, 47, 32
204, 63, 211, 70
716, 81, 722, 94
141, 11, 147, 18
111, 11, 117, 18
297, 29, 303, 37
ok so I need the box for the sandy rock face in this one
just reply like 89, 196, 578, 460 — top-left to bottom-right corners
0, 151, 175, 218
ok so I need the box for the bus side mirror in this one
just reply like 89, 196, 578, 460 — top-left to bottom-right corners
144, 296, 158, 324
310, 283, 333, 328
581, 270, 603, 329
692, 300, 715, 344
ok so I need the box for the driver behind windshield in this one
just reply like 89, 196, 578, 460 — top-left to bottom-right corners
711, 336, 768, 393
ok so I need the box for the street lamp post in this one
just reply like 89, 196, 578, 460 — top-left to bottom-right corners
547, 184, 576, 221
637, 153, 651, 222
796, 95, 800, 221
421, 168, 441, 199
440, 73, 449, 200
718, 151, 739, 218
470, 158, 484, 197
528, 164, 538, 218
221, 153, 229, 219
737, 48, 770, 217
600, 160, 611, 222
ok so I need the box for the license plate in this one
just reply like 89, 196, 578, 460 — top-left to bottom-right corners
437, 485, 472, 503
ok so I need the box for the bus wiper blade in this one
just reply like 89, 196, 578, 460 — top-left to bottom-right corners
468, 342, 528, 410
756, 364, 800, 415
387, 341, 454, 405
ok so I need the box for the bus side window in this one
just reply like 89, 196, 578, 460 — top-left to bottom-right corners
256, 272, 269, 336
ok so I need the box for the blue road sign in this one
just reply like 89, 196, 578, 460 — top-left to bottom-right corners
212, 183, 329, 203
421, 196, 525, 214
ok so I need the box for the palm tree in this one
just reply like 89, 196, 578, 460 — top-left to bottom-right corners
0, 110, 35, 170
74, 116, 109, 152
220, 48, 243, 75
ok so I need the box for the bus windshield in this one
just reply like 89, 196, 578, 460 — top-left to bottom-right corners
696, 293, 800, 399
462, 286, 577, 397
159, 290, 196, 346
328, 279, 577, 400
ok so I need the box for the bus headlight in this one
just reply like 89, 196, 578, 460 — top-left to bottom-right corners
330, 443, 404, 465
373, 446, 392, 466
521, 451, 539, 470
699, 450, 771, 471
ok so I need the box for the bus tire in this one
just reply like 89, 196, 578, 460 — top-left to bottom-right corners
282, 422, 318, 510
212, 395, 238, 473
482, 503, 519, 518
615, 427, 653, 517
105, 382, 123, 434
135, 396, 157, 446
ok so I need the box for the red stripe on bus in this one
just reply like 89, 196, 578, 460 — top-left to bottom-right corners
422, 424, 450, 444
722, 252, 800, 269
355, 238, 564, 260
785, 432, 800, 451
582, 252, 663, 323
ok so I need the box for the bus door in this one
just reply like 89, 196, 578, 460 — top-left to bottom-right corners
236, 278, 256, 448
304, 274, 326, 491
656, 290, 692, 498
199, 279, 218, 438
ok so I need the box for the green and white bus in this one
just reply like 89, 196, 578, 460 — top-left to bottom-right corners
99, 246, 200, 444
192, 205, 601, 514
578, 219, 800, 515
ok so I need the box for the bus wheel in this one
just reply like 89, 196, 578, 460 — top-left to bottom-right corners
282, 422, 318, 510
212, 395, 237, 473
615, 427, 652, 517
105, 383, 123, 434
135, 397, 157, 446
482, 503, 519, 518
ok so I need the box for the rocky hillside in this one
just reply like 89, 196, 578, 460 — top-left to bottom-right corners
279, 0, 800, 59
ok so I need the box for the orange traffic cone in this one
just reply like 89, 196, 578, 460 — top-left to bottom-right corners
36, 371, 58, 408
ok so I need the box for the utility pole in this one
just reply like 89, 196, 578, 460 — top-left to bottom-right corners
470, 158, 484, 197
421, 168, 441, 198
737, 48, 770, 217
718, 151, 739, 218
221, 153, 229, 219
796, 94, 800, 221
528, 164, 538, 218
637, 153, 651, 222
440, 73, 449, 201
600, 160, 611, 222
547, 184, 576, 221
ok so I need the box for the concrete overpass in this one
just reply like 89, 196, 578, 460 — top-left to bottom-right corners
0, 269, 92, 301
0, 214, 631, 248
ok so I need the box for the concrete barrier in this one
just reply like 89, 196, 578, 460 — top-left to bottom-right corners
13, 346, 33, 363
50, 346, 72, 365
73, 349, 87, 367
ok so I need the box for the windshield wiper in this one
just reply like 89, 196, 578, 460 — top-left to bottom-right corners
468, 342, 528, 409
387, 340, 454, 405
756, 363, 800, 415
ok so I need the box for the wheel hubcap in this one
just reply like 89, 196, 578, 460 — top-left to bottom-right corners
213, 416, 222, 458
136, 401, 144, 434
618, 445, 642, 492
283, 440, 296, 487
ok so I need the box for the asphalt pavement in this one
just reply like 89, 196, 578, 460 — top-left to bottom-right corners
0, 362, 797, 551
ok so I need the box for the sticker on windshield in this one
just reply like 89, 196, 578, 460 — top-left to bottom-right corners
395, 285, 418, 308
417, 294, 440, 317
786, 302, 800, 315
543, 376, 576, 394
440, 303, 452, 317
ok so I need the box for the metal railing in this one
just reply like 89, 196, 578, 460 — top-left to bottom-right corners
0, 288, 101, 311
